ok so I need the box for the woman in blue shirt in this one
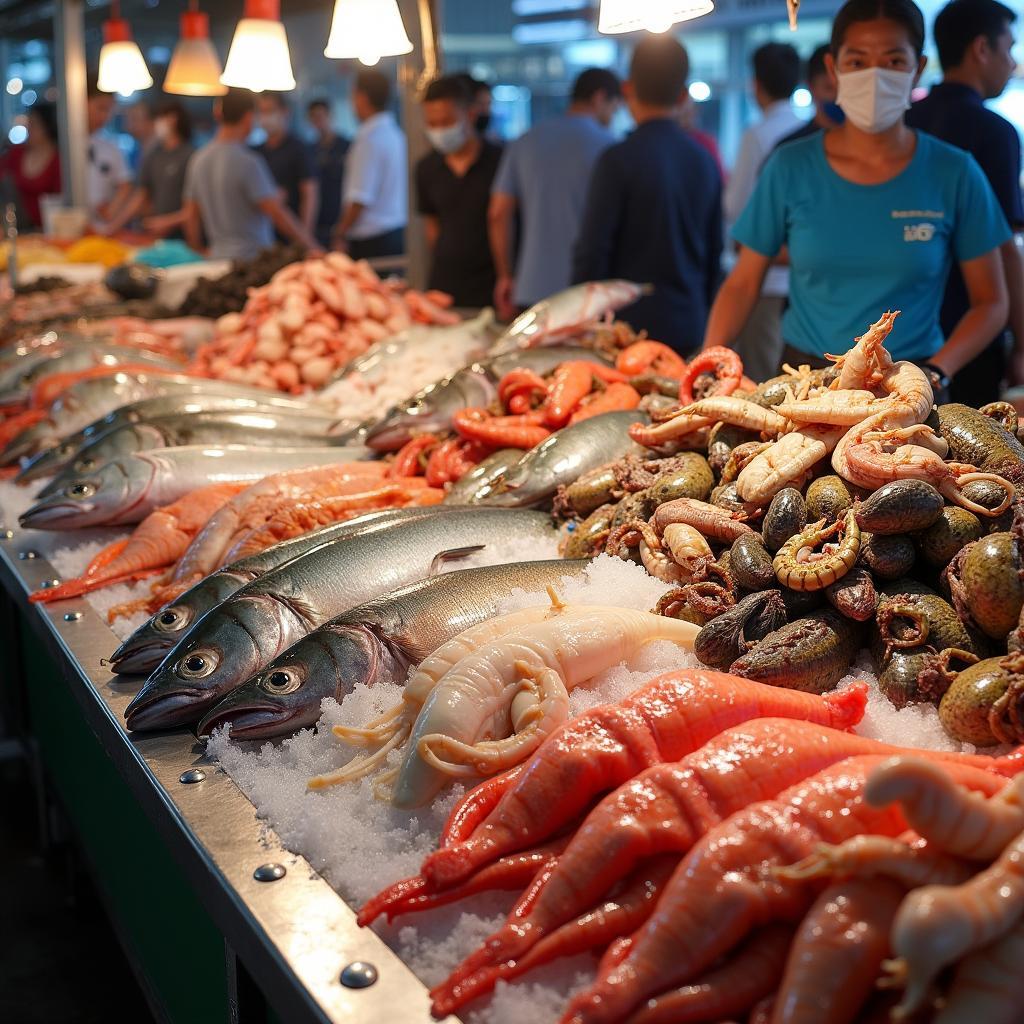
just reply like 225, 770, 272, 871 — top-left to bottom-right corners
704, 0, 1009, 386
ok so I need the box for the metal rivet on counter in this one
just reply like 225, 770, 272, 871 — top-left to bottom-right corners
63, 612, 83, 622
18, 550, 38, 559
179, 768, 206, 784
340, 962, 378, 989
253, 862, 286, 882
40, 579, 60, 589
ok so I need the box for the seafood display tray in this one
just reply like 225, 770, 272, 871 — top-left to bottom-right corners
0, 532, 452, 1024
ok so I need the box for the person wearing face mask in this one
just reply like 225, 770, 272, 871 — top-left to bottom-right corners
702, 0, 1010, 390
775, 44, 846, 148
489, 67, 621, 320
101, 101, 196, 239
905, 0, 1022, 405
255, 94, 319, 244
416, 75, 503, 308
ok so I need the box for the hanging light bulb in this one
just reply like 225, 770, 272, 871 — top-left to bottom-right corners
220, 0, 296, 92
597, 0, 715, 34
324, 0, 413, 67
165, 0, 227, 96
97, 0, 154, 97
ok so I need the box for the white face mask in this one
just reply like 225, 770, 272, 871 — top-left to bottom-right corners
836, 67, 913, 134
426, 118, 469, 155
154, 119, 172, 143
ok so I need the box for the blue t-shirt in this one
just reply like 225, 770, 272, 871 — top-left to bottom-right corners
493, 113, 616, 308
734, 131, 1010, 361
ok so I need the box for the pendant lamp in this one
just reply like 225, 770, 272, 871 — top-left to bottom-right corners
164, 1, 227, 96
597, 0, 714, 34
97, 0, 154, 97
324, 0, 413, 66
220, 0, 296, 92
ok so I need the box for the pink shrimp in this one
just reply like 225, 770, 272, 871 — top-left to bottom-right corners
543, 361, 598, 427
569, 382, 641, 424
677, 345, 744, 403
417, 672, 869, 891
452, 407, 551, 449
390, 435, 437, 478
615, 341, 688, 380
498, 368, 549, 414
29, 481, 248, 604
432, 719, 1011, 1006
560, 756, 1006, 1024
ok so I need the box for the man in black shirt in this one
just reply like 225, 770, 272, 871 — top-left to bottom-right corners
307, 98, 349, 251
415, 75, 502, 308
572, 36, 722, 353
906, 0, 1023, 405
255, 94, 319, 244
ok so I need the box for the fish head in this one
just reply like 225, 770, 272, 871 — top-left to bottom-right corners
0, 420, 57, 466
196, 624, 405, 740
19, 435, 86, 484
70, 425, 165, 475
19, 458, 136, 529
125, 592, 311, 731
363, 389, 446, 452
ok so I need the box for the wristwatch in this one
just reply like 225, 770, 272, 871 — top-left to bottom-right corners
921, 362, 951, 392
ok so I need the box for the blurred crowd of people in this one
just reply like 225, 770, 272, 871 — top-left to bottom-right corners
0, 0, 1020, 404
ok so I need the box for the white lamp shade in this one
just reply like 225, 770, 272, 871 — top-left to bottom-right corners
598, 0, 715, 33
220, 18, 296, 91
324, 0, 413, 64
97, 40, 154, 95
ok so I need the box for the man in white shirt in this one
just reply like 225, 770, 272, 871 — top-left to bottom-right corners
333, 70, 407, 260
87, 80, 132, 224
723, 42, 802, 382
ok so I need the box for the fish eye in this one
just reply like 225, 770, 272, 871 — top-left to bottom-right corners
74, 457, 96, 472
178, 650, 218, 678
67, 481, 95, 499
261, 668, 301, 695
156, 607, 186, 630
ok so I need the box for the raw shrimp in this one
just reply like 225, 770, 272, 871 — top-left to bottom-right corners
570, 382, 642, 424
606, 519, 711, 585
562, 756, 1006, 1024
452, 407, 551, 449
391, 435, 437, 477
435, 719, 1009, 1004
498, 368, 549, 414
616, 341, 688, 380
220, 482, 444, 563
651, 496, 755, 541
625, 925, 793, 1024
629, 397, 788, 447
830, 310, 900, 391
418, 672, 869, 890
28, 481, 248, 604
678, 346, 744, 404
737, 425, 847, 505
425, 438, 487, 486
771, 878, 906, 1024
543, 361, 599, 427
384, 606, 701, 808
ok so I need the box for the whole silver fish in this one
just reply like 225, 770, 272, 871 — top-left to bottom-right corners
10, 375, 320, 472
479, 410, 648, 508
491, 281, 645, 353
21, 444, 372, 529
197, 558, 589, 739
0, 344, 185, 408
51, 409, 357, 476
108, 506, 454, 675
363, 345, 612, 452
123, 508, 556, 730
443, 448, 524, 505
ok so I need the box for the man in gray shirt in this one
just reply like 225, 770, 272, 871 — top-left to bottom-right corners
183, 89, 319, 261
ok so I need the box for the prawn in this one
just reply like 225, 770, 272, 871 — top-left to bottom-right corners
570, 382, 641, 424
628, 396, 787, 448
28, 481, 248, 604
560, 756, 1006, 1024
736, 424, 847, 505
677, 346, 744, 403
829, 310, 900, 391
425, 438, 487, 486
498, 368, 549, 414
616, 341, 688, 380
543, 361, 599, 427
418, 672, 869, 891
390, 434, 437, 477
381, 606, 700, 809
650, 496, 755, 541
436, 719, 1009, 1002
452, 407, 551, 448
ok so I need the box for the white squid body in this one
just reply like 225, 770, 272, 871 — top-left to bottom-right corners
389, 606, 699, 809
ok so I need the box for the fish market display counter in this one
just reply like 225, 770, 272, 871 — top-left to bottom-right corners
0, 531, 446, 1024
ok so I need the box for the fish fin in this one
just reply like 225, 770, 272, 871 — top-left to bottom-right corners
428, 545, 485, 576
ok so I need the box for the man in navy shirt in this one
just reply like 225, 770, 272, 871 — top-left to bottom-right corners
572, 36, 722, 354
906, 0, 1023, 405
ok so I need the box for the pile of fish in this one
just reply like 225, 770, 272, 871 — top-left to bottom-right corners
190, 252, 460, 392
357, 672, 1024, 1023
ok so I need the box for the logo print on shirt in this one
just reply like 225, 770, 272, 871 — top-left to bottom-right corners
903, 223, 936, 243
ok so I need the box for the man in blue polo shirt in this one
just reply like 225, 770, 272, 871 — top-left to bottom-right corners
906, 0, 1023, 405
572, 36, 722, 354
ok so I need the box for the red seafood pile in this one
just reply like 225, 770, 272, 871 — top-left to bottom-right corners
191, 253, 458, 393
357, 668, 1024, 1023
